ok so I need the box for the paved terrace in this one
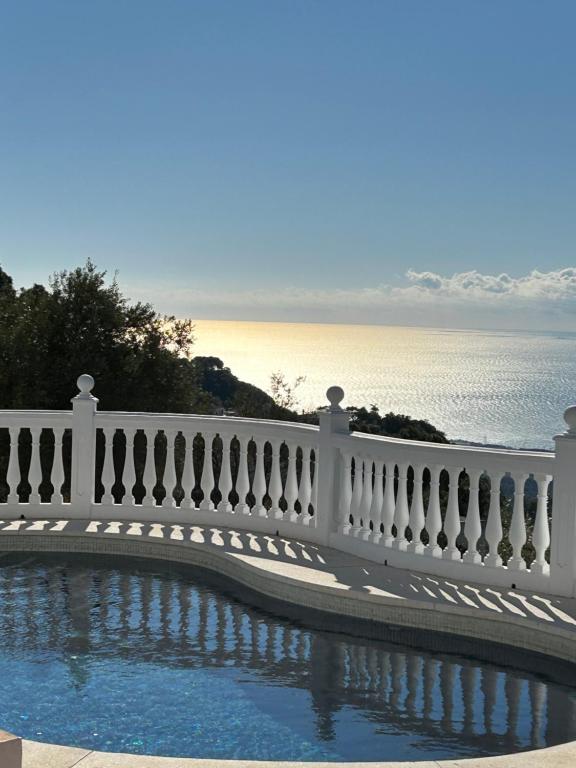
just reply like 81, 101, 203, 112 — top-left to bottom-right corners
0, 518, 575, 768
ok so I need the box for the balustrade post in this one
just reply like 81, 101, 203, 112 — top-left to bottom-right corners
70, 374, 98, 519
315, 386, 350, 545
549, 407, 576, 596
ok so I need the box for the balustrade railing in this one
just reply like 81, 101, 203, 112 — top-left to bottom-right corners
1, 374, 576, 597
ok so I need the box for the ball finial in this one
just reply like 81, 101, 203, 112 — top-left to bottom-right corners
77, 374, 95, 396
564, 405, 576, 436
326, 385, 345, 412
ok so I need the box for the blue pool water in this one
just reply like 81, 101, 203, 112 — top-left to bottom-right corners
0, 553, 575, 761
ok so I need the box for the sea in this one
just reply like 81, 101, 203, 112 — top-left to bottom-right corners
191, 320, 576, 451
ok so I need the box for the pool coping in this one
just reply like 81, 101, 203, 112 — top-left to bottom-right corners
1, 517, 575, 768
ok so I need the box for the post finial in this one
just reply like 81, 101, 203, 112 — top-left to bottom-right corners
563, 405, 576, 437
76, 373, 95, 398
326, 385, 345, 413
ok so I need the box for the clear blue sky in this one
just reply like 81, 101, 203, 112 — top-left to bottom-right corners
1, 1, 575, 329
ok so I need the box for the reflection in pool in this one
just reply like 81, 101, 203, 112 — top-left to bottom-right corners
0, 553, 575, 761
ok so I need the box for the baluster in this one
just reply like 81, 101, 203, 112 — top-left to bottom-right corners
234, 435, 251, 514
425, 464, 443, 557
268, 440, 283, 519
50, 427, 66, 504
463, 468, 483, 563
162, 429, 178, 508
393, 462, 409, 550
508, 472, 528, 571
251, 438, 267, 516
298, 445, 313, 524
531, 473, 552, 575
407, 463, 425, 554
338, 451, 353, 534
217, 433, 233, 513
284, 442, 299, 522
484, 472, 503, 567
142, 428, 158, 507
121, 427, 137, 506
370, 458, 384, 543
443, 466, 462, 560
358, 458, 373, 540
381, 461, 396, 546
6, 427, 21, 505
28, 427, 42, 505
350, 455, 364, 536
100, 427, 116, 505
200, 432, 215, 510
309, 449, 318, 525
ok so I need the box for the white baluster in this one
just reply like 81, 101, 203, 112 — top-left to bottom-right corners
484, 472, 503, 567
121, 428, 137, 506
142, 428, 158, 507
350, 455, 364, 536
425, 464, 443, 557
217, 433, 233, 513
381, 461, 396, 546
6, 427, 21, 505
508, 472, 528, 571
442, 466, 462, 561
28, 427, 42, 505
370, 458, 384, 544
531, 473, 552, 575
463, 468, 483, 564
284, 442, 299, 522
407, 463, 425, 554
200, 432, 215, 510
100, 427, 116, 505
51, 427, 66, 504
309, 449, 318, 526
234, 435, 251, 514
358, 458, 373, 540
251, 438, 267, 517
162, 430, 178, 508
297, 445, 313, 524
268, 439, 283, 519
338, 451, 353, 534
393, 462, 409, 550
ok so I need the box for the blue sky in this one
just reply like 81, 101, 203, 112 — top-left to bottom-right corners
1, 1, 575, 329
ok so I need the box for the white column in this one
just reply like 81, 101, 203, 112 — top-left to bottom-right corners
70, 374, 98, 518
251, 437, 267, 517
217, 434, 233, 513
550, 407, 576, 596
508, 472, 528, 571
358, 458, 373, 540
381, 461, 396, 546
297, 445, 313, 524
142, 428, 158, 507
407, 463, 425, 554
28, 426, 42, 505
484, 471, 503, 567
338, 451, 353, 534
284, 442, 299, 522
268, 439, 284, 520
370, 458, 384, 544
199, 432, 215, 510
393, 462, 409, 550
425, 464, 443, 557
100, 427, 116, 505
443, 466, 462, 560
121, 427, 137, 506
6, 426, 21, 506
162, 429, 178, 508
234, 435, 251, 514
531, 473, 552, 575
51, 427, 66, 505
463, 468, 483, 563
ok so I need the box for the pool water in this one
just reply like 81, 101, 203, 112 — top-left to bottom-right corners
0, 553, 575, 761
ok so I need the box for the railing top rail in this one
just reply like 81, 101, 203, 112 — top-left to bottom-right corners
0, 410, 73, 427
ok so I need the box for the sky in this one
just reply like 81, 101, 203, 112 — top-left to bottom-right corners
1, 0, 575, 330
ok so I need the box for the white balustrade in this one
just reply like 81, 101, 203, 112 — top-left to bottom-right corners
162, 430, 178, 509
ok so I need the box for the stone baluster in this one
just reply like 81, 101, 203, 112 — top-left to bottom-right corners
28, 426, 42, 504
298, 445, 313, 524
393, 462, 409, 550
369, 458, 384, 543
408, 463, 425, 554
358, 458, 373, 540
349, 455, 364, 536
338, 451, 353, 534
463, 468, 483, 563
531, 473, 552, 574
251, 438, 267, 517
6, 426, 21, 505
100, 427, 116, 505
508, 472, 528, 571
121, 428, 137, 506
484, 472, 503, 567
217, 433, 233, 512
268, 439, 284, 519
51, 427, 66, 504
381, 461, 396, 546
162, 430, 178, 508
200, 432, 215, 510
309, 449, 318, 525
425, 465, 443, 557
234, 435, 251, 514
443, 466, 462, 560
142, 428, 158, 507
284, 442, 299, 522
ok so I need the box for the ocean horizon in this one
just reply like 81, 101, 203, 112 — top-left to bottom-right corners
191, 320, 576, 451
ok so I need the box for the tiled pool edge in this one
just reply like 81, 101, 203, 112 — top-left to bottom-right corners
1, 521, 575, 768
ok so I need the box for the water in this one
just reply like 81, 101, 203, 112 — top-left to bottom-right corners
1, 554, 575, 761
192, 321, 576, 449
